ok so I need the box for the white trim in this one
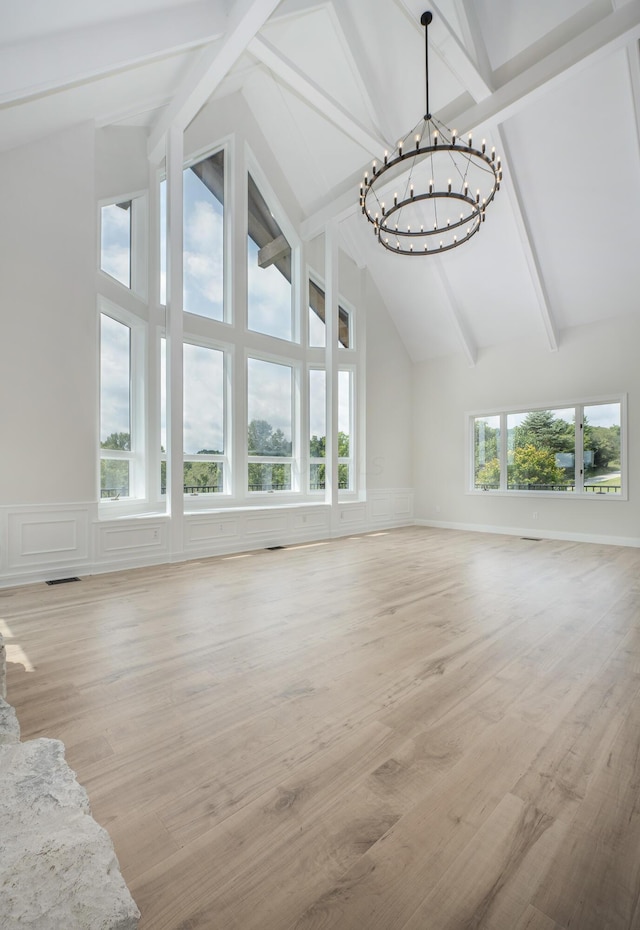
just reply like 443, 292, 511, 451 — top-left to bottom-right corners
415, 519, 640, 550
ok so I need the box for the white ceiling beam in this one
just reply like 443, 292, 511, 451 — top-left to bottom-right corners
328, 1, 397, 143
432, 259, 477, 367
302, 3, 640, 233
269, 0, 329, 22
147, 0, 283, 164
451, 2, 640, 134
495, 126, 558, 353
0, 1, 225, 108
456, 0, 494, 89
248, 35, 389, 156
394, 0, 493, 101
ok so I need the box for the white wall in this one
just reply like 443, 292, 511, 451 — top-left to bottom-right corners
365, 274, 412, 490
413, 314, 640, 546
0, 122, 96, 506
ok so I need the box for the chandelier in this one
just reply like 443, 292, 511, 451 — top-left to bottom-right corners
359, 11, 502, 255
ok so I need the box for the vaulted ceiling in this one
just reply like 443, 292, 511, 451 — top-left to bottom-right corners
2, 0, 640, 363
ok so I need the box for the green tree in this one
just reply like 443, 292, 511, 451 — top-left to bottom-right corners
508, 444, 566, 489
474, 420, 499, 479
100, 459, 129, 497
183, 460, 223, 492
248, 419, 291, 456
309, 432, 350, 489
476, 457, 500, 488
101, 431, 130, 451
514, 410, 573, 454
584, 423, 620, 473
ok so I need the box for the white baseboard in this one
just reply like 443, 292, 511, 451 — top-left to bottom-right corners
414, 518, 640, 549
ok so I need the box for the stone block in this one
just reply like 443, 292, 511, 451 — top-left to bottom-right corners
0, 738, 140, 929
0, 698, 20, 744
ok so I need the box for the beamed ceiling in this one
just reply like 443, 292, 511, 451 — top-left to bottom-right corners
2, 0, 640, 363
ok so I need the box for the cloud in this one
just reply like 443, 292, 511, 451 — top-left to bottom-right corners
247, 239, 292, 340
184, 196, 224, 319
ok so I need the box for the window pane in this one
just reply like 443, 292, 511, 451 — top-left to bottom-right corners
100, 314, 130, 448
100, 460, 130, 499
248, 358, 292, 492
101, 201, 131, 287
183, 344, 225, 455
248, 463, 292, 492
184, 462, 224, 494
247, 175, 292, 341
247, 358, 292, 456
309, 369, 326, 456
309, 369, 326, 491
339, 370, 352, 490
160, 337, 166, 455
474, 415, 500, 489
507, 408, 575, 491
184, 152, 224, 320
584, 403, 621, 495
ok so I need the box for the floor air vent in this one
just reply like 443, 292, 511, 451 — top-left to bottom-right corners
46, 577, 81, 585
520, 537, 542, 542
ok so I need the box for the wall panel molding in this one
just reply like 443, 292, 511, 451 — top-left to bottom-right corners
0, 491, 415, 588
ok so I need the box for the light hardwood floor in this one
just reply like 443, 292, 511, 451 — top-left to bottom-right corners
3, 526, 640, 929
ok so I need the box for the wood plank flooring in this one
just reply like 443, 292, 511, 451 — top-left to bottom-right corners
3, 526, 640, 929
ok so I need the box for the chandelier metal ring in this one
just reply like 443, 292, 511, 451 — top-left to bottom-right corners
359, 11, 502, 255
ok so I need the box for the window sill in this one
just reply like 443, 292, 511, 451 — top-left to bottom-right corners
467, 488, 626, 501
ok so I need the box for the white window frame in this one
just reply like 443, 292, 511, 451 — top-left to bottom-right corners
182, 337, 231, 498
308, 366, 326, 494
338, 366, 356, 496
98, 191, 148, 299
98, 298, 147, 508
246, 146, 301, 346
181, 141, 230, 325
246, 351, 300, 496
468, 395, 627, 499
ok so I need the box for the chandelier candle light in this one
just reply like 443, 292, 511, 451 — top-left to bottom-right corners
360, 11, 502, 255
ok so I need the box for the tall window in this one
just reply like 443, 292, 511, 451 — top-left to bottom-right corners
309, 369, 326, 490
338, 369, 353, 491
247, 357, 293, 492
183, 343, 226, 493
247, 175, 292, 341
160, 150, 225, 317
100, 201, 131, 288
100, 313, 133, 499
473, 401, 623, 495
184, 151, 225, 320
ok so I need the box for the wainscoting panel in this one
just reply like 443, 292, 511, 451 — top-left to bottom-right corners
6, 507, 90, 574
185, 518, 239, 549
0, 490, 414, 587
101, 525, 164, 553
